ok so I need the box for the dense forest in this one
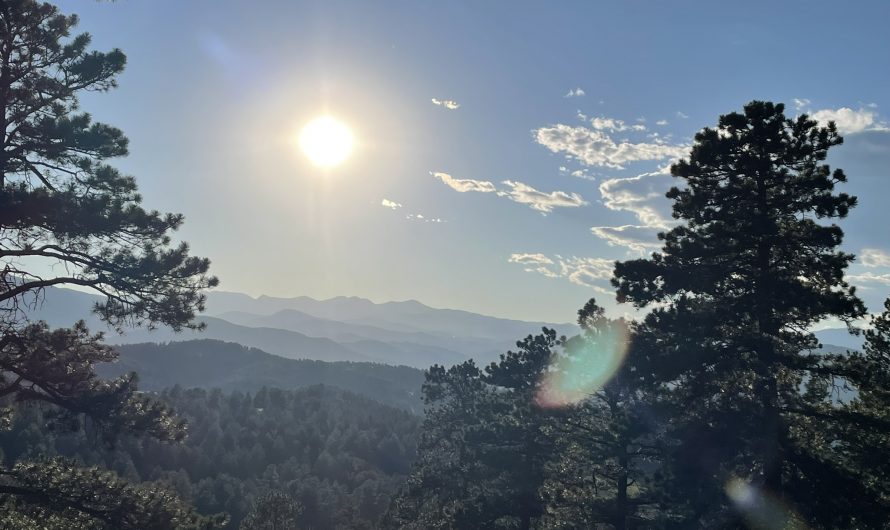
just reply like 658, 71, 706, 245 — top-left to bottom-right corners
0, 385, 418, 528
1, 1, 889, 529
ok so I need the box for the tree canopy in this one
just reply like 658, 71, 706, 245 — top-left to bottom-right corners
0, 1, 219, 527
613, 100, 888, 527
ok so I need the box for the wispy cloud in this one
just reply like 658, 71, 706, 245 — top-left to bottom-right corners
431, 98, 460, 110
676, 111, 689, 119
508, 254, 614, 292
564, 87, 586, 98
589, 167, 677, 253
590, 225, 662, 253
509, 253, 554, 266
497, 180, 588, 214
589, 117, 646, 132
434, 171, 587, 214
598, 167, 675, 228
432, 171, 497, 193
656, 119, 669, 126
861, 248, 890, 268
793, 98, 811, 110
406, 213, 446, 223
534, 123, 687, 169
847, 272, 890, 287
381, 198, 402, 210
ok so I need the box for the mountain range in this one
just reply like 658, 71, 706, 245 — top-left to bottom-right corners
22, 287, 578, 368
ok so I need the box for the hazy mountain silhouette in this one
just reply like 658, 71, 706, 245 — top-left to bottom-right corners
204, 291, 578, 341
814, 327, 865, 351
115, 316, 374, 362
96, 340, 424, 412
21, 287, 858, 369
217, 308, 499, 358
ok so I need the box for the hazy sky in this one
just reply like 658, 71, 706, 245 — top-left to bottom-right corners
57, 0, 890, 323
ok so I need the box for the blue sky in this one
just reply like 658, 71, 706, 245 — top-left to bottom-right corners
58, 0, 890, 323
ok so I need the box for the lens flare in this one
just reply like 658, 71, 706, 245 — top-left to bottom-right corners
535, 323, 630, 408
725, 478, 807, 530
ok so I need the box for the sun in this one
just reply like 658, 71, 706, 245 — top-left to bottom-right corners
298, 116, 354, 168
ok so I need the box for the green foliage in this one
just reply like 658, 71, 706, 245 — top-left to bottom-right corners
0, 457, 226, 530
1, 385, 419, 529
386, 330, 562, 529
613, 101, 889, 527
539, 302, 667, 530
0, 1, 217, 527
240, 491, 303, 530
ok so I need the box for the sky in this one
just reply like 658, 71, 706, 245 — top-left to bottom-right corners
56, 0, 890, 323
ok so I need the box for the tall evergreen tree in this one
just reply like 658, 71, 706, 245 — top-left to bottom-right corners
385, 330, 563, 529
612, 101, 889, 527
540, 300, 668, 530
0, 1, 219, 527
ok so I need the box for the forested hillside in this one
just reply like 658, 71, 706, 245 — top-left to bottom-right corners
0, 386, 419, 529
98, 340, 425, 412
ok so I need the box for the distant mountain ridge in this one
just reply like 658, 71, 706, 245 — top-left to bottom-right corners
22, 287, 576, 368
21, 287, 862, 369
204, 291, 577, 341
96, 339, 425, 412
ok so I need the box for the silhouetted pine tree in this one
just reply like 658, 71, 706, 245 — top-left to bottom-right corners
830, 298, 890, 514
385, 330, 562, 529
0, 1, 219, 527
612, 101, 890, 527
540, 300, 667, 530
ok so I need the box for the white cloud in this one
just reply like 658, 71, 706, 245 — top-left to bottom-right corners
509, 254, 614, 292
676, 111, 689, 119
793, 100, 889, 134
406, 213, 445, 223
598, 167, 675, 228
847, 272, 890, 287
497, 180, 588, 214
589, 167, 678, 253
565, 87, 586, 98
432, 171, 497, 193
656, 119, 669, 126
434, 172, 587, 214
589, 117, 646, 132
590, 225, 662, 253
809, 106, 888, 134
534, 124, 688, 169
559, 256, 615, 292
509, 253, 554, 266
570, 169, 595, 181
431, 98, 460, 110
861, 248, 890, 268
381, 198, 402, 210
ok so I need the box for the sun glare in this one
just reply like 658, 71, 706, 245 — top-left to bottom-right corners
298, 116, 354, 168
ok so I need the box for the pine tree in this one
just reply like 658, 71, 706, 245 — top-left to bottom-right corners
539, 300, 670, 530
240, 491, 302, 530
612, 101, 889, 527
0, 1, 220, 527
832, 297, 890, 514
385, 330, 562, 529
